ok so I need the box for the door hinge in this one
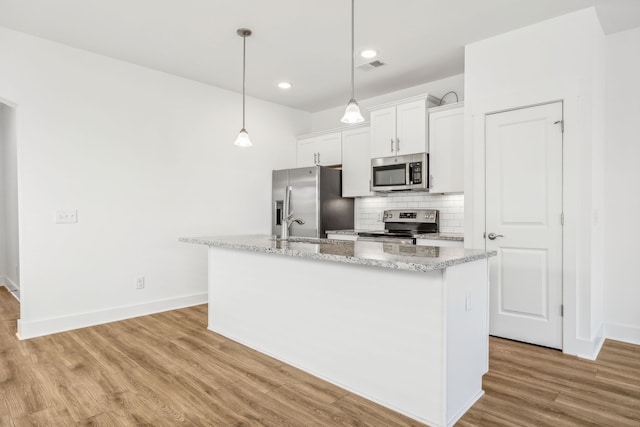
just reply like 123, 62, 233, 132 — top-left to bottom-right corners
554, 120, 564, 133
561, 212, 564, 225
561, 304, 564, 317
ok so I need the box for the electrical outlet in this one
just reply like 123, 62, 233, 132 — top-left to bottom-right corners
465, 291, 473, 312
56, 209, 78, 224
136, 276, 145, 289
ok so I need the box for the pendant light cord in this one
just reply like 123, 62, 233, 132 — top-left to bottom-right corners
242, 34, 246, 129
350, 0, 355, 100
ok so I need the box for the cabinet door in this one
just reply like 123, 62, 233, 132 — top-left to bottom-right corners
396, 99, 427, 155
428, 105, 464, 193
341, 127, 373, 197
370, 106, 397, 158
296, 137, 318, 167
316, 132, 342, 166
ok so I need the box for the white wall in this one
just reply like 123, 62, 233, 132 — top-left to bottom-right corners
0, 27, 311, 338
0, 102, 20, 294
0, 106, 6, 280
464, 8, 606, 357
311, 74, 464, 132
604, 26, 640, 344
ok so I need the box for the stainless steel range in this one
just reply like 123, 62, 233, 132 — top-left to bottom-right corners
357, 209, 439, 245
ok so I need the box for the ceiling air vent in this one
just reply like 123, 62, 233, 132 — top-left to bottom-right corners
357, 60, 385, 71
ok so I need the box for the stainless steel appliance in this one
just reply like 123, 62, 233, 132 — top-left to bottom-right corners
371, 153, 428, 192
272, 166, 354, 238
357, 209, 439, 244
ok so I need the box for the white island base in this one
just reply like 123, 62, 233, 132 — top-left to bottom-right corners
205, 244, 489, 427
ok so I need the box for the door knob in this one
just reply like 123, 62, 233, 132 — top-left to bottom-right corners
487, 232, 504, 240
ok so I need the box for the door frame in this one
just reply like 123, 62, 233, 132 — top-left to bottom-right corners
484, 100, 564, 349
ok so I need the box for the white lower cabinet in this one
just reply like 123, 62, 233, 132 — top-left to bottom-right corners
296, 132, 342, 167
341, 126, 372, 197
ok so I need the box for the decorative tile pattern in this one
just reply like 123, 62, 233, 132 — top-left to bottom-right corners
356, 193, 464, 233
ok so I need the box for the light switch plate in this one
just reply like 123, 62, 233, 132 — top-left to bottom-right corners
56, 209, 78, 224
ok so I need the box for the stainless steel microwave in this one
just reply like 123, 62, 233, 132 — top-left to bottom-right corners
371, 153, 428, 192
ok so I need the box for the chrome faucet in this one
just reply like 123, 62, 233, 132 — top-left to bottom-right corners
281, 185, 305, 241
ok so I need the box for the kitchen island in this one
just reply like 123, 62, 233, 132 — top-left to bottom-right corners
180, 235, 495, 427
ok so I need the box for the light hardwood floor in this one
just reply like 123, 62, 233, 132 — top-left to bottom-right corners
1, 287, 638, 426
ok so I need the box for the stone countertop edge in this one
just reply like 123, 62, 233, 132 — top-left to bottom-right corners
326, 230, 464, 241
179, 235, 495, 273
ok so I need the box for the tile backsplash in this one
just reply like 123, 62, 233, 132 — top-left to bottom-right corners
355, 193, 464, 233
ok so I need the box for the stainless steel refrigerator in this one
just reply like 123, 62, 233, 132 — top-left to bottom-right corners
272, 166, 354, 238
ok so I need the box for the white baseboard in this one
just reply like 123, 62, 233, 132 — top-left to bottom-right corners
2, 275, 19, 292
0, 277, 20, 301
17, 292, 207, 339
606, 322, 640, 346
574, 323, 606, 360
447, 391, 484, 427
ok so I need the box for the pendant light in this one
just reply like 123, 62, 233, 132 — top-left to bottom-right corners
234, 28, 253, 147
341, 0, 364, 124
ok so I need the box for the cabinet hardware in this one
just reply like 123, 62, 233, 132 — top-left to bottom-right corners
397, 138, 400, 151
487, 232, 504, 240
313, 153, 317, 164
554, 120, 564, 133
317, 152, 321, 164
390, 139, 394, 152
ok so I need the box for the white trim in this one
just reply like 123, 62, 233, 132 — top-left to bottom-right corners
606, 322, 640, 346
575, 323, 606, 360
3, 275, 19, 292
0, 279, 20, 301
297, 121, 370, 139
447, 391, 484, 427
17, 292, 207, 339
368, 93, 440, 112
428, 101, 465, 114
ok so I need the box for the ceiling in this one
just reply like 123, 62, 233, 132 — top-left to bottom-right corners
0, 0, 638, 112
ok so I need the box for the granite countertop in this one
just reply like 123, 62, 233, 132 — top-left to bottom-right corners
415, 232, 464, 242
326, 229, 464, 242
180, 234, 494, 273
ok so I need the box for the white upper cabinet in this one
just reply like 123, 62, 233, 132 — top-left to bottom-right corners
370, 95, 436, 158
370, 107, 397, 158
341, 126, 373, 197
396, 100, 428, 155
296, 132, 342, 167
428, 102, 464, 193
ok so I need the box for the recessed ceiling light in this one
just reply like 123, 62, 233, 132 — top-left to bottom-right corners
277, 81, 292, 89
360, 49, 378, 59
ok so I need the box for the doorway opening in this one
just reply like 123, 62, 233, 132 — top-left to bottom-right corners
0, 102, 20, 302
484, 101, 564, 349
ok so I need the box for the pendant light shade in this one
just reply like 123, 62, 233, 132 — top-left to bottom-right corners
342, 99, 364, 124
235, 28, 253, 147
234, 128, 251, 147
341, 0, 364, 124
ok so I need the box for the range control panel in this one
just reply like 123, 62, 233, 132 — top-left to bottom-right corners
383, 209, 439, 224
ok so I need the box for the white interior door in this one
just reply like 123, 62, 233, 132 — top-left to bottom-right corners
485, 102, 563, 349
